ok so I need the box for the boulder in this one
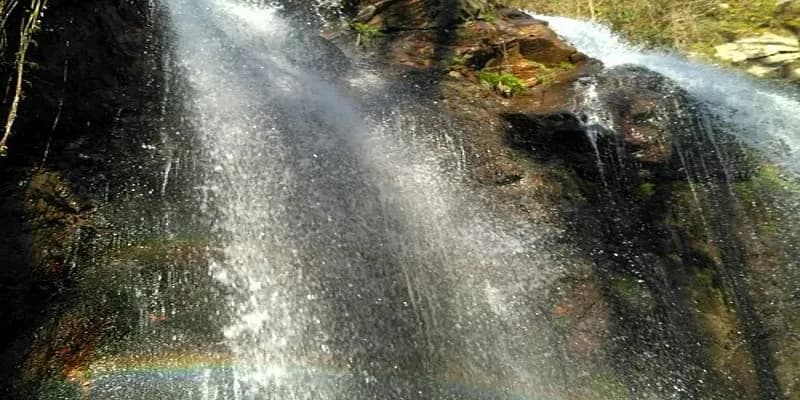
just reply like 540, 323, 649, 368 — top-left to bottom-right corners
714, 33, 800, 80
360, 2, 588, 89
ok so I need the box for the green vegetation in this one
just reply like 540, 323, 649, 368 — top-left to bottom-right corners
350, 22, 382, 46
735, 164, 800, 204
505, 0, 782, 54
609, 273, 656, 313
479, 70, 526, 96
636, 182, 657, 199
478, 11, 497, 24
587, 372, 629, 398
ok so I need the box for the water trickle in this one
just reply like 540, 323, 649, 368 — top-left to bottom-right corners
572, 77, 613, 190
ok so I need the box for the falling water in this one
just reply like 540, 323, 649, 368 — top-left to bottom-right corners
532, 14, 800, 175
571, 77, 612, 190
120, 0, 588, 399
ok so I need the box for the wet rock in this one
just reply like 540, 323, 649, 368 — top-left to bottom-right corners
589, 65, 753, 180
283, 31, 352, 78
353, 0, 588, 89
23, 237, 227, 396
0, 0, 170, 396
494, 9, 584, 65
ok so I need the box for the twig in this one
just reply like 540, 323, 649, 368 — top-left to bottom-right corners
0, 0, 46, 156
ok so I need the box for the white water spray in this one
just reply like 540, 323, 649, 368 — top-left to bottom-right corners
158, 1, 578, 399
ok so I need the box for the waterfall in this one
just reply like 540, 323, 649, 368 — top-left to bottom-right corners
49, 3, 799, 400
140, 0, 580, 399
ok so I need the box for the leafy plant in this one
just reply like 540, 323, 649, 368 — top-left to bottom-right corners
350, 22, 382, 46
478, 12, 497, 24
479, 70, 526, 96
636, 182, 657, 199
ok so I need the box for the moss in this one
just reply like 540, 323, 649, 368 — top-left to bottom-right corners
479, 70, 526, 96
636, 182, 656, 199
750, 164, 800, 193
450, 54, 468, 68
35, 378, 84, 400
454, 26, 481, 40
478, 11, 497, 24
609, 273, 656, 313
734, 164, 799, 235
104, 235, 213, 266
775, 317, 800, 399
689, 267, 759, 395
587, 372, 629, 398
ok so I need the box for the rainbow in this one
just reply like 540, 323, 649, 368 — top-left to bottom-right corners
75, 350, 564, 400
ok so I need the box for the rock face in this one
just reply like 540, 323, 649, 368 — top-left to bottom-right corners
351, 0, 589, 82
500, 65, 798, 400
0, 0, 173, 397
0, 1, 797, 399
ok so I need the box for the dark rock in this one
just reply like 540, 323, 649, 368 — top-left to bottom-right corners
0, 0, 169, 396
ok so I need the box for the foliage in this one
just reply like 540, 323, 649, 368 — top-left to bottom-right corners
478, 11, 496, 24
479, 70, 526, 96
636, 182, 657, 199
504, 0, 780, 54
350, 22, 382, 46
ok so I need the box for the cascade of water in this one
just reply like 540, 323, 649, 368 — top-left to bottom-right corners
532, 14, 800, 175
152, 0, 577, 399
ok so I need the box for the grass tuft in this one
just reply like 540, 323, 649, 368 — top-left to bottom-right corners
479, 70, 526, 96
350, 22, 382, 46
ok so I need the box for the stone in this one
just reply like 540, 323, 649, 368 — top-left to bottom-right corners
714, 33, 800, 80
714, 34, 799, 63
